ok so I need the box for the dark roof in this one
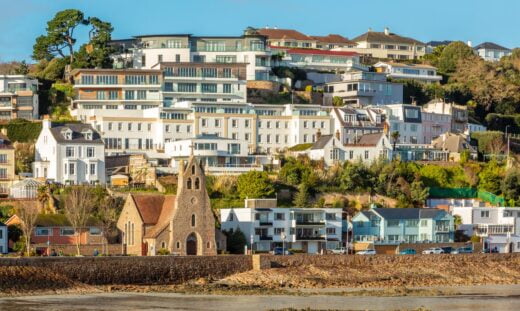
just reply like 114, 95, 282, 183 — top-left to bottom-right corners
35, 214, 100, 227
0, 221, 5, 227
257, 28, 311, 41
373, 208, 445, 220
352, 31, 424, 45
105, 154, 131, 170
474, 42, 510, 51
356, 132, 384, 146
426, 40, 453, 47
310, 34, 357, 45
49, 123, 104, 145
311, 135, 333, 150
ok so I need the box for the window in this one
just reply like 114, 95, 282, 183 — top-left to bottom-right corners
66, 147, 75, 157
137, 90, 146, 100
223, 84, 232, 93
69, 163, 75, 175
325, 213, 336, 221
274, 228, 285, 235
191, 214, 196, 227
124, 90, 135, 100
275, 213, 285, 220
387, 220, 400, 227
480, 211, 490, 218
420, 219, 428, 227
128, 123, 132, 131
35, 227, 51, 236
388, 235, 400, 242
86, 147, 95, 158
215, 119, 221, 127
406, 220, 419, 227
90, 163, 96, 175
364, 150, 369, 159
178, 83, 197, 92
201, 119, 207, 127
60, 228, 75, 236
326, 228, 336, 235
201, 83, 217, 93
89, 227, 101, 236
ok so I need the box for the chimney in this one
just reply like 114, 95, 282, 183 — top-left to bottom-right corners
384, 27, 390, 35
368, 27, 372, 32
467, 40, 472, 48
335, 130, 341, 140
316, 129, 322, 140
42, 115, 51, 129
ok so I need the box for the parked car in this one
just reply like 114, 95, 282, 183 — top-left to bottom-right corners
422, 247, 444, 254
399, 248, 416, 255
481, 247, 499, 253
441, 247, 454, 254
452, 247, 473, 254
331, 247, 347, 254
357, 249, 376, 255
273, 247, 292, 255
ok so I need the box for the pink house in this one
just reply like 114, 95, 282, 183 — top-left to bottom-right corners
421, 111, 452, 144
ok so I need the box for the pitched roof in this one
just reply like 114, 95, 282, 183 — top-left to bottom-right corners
34, 214, 100, 227
356, 132, 385, 146
310, 34, 357, 45
426, 40, 453, 47
132, 194, 166, 225
49, 123, 104, 145
257, 28, 312, 41
474, 42, 510, 51
272, 46, 358, 57
143, 195, 177, 238
311, 135, 333, 150
352, 31, 424, 45
11, 178, 42, 189
432, 132, 476, 153
372, 208, 445, 220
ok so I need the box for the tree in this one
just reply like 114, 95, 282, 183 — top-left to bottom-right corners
95, 196, 123, 255
410, 177, 429, 207
14, 142, 34, 174
478, 160, 504, 194
332, 96, 344, 106
226, 228, 247, 254
339, 161, 373, 193
63, 186, 95, 255
32, 9, 88, 64
437, 41, 475, 74
72, 17, 114, 69
14, 201, 40, 256
293, 183, 310, 208
391, 131, 400, 151
13, 61, 30, 75
237, 171, 275, 199
502, 169, 520, 205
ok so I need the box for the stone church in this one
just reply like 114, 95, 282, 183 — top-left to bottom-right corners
117, 156, 217, 256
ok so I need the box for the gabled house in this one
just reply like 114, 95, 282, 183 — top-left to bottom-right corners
32, 117, 106, 185
117, 155, 217, 256
352, 208, 454, 244
374, 61, 442, 83
351, 27, 426, 60
474, 42, 511, 62
432, 132, 477, 161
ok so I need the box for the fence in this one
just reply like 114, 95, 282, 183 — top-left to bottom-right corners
429, 187, 505, 206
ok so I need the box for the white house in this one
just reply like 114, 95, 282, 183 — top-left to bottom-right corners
0, 75, 39, 120
33, 118, 106, 185
452, 206, 520, 253
221, 199, 343, 254
374, 62, 442, 83
380, 104, 423, 144
474, 42, 511, 62
0, 221, 7, 254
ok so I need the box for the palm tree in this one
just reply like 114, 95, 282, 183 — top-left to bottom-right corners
391, 131, 400, 151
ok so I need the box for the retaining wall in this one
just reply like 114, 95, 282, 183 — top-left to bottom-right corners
0, 255, 252, 285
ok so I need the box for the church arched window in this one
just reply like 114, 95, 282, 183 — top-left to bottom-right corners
192, 165, 195, 174
195, 177, 200, 190
187, 178, 192, 189
191, 214, 196, 227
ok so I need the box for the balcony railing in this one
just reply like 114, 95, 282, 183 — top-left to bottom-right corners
258, 235, 273, 241
296, 220, 325, 226
435, 225, 451, 232
258, 221, 273, 226
296, 235, 325, 241
164, 73, 239, 79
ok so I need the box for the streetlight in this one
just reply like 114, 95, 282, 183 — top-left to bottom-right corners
281, 232, 286, 256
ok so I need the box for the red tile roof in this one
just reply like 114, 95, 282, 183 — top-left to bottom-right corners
311, 34, 357, 45
144, 195, 177, 239
257, 28, 312, 41
132, 194, 166, 225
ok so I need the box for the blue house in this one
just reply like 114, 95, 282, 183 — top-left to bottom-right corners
352, 208, 454, 244
0, 221, 7, 254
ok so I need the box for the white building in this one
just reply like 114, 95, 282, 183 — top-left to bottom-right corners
33, 119, 106, 185
381, 104, 423, 144
323, 71, 403, 107
110, 28, 271, 81
221, 199, 343, 253
474, 42, 511, 62
0, 221, 7, 254
0, 75, 39, 120
452, 206, 520, 253
373, 62, 442, 83
331, 107, 386, 145
164, 135, 265, 175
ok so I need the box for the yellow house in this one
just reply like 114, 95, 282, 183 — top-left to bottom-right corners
0, 132, 15, 197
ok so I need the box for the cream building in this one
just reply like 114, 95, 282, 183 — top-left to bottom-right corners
349, 28, 426, 60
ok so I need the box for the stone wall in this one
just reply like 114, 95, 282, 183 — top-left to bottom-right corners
0, 255, 252, 285
247, 80, 282, 92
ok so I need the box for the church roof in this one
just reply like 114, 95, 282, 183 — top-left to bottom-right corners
132, 194, 167, 225
144, 195, 177, 239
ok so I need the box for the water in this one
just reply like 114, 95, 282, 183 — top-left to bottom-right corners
1, 285, 519, 310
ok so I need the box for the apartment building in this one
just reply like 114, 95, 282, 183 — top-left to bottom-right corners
422, 99, 468, 133
0, 75, 39, 120
380, 104, 423, 144
221, 199, 343, 253
452, 206, 520, 252
474, 42, 511, 62
153, 62, 247, 104
331, 107, 386, 144
164, 134, 264, 175
70, 68, 163, 122
0, 133, 15, 197
257, 28, 357, 50
271, 46, 364, 72
33, 119, 106, 185
352, 208, 455, 243
111, 28, 271, 81
322, 71, 403, 106
373, 62, 442, 83
350, 28, 426, 60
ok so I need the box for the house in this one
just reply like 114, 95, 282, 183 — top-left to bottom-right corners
381, 104, 423, 144
352, 207, 455, 244
421, 110, 452, 144
0, 132, 16, 197
323, 71, 403, 106
116, 155, 216, 256
432, 132, 477, 161
270, 46, 364, 72
373, 62, 442, 83
422, 99, 468, 134
451, 206, 520, 252
257, 28, 357, 50
32, 118, 106, 185
474, 42, 511, 62
164, 134, 265, 175
220, 198, 343, 254
0, 75, 39, 120
5, 213, 106, 256
331, 107, 386, 145
350, 28, 426, 60
0, 221, 7, 254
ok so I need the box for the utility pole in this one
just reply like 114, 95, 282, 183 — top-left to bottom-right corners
505, 125, 510, 168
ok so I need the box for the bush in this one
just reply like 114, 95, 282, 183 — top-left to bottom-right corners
157, 248, 170, 255
1, 119, 42, 142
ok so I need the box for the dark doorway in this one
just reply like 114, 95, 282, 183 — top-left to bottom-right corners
186, 233, 198, 255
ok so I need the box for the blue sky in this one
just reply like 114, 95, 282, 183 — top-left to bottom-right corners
1, 0, 519, 61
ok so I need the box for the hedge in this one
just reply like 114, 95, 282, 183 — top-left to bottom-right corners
0, 119, 42, 142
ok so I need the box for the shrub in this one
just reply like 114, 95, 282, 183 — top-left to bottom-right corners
157, 248, 170, 255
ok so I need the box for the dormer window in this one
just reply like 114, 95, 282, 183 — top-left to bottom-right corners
62, 129, 73, 140
82, 129, 93, 140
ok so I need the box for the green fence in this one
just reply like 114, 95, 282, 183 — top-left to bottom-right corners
429, 187, 505, 206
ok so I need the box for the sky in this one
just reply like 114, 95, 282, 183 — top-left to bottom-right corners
0, 0, 519, 62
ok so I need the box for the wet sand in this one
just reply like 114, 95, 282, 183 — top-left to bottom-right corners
1, 284, 519, 310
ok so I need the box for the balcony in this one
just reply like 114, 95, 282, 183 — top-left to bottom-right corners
296, 235, 325, 241
258, 235, 273, 241
295, 220, 325, 226
435, 225, 451, 232
191, 46, 267, 53
258, 221, 273, 226
164, 73, 240, 80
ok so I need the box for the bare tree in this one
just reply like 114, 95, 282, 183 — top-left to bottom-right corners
63, 186, 95, 256
14, 201, 40, 256
487, 136, 506, 157
96, 196, 123, 255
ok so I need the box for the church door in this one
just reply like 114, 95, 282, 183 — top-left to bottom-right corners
186, 233, 198, 255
